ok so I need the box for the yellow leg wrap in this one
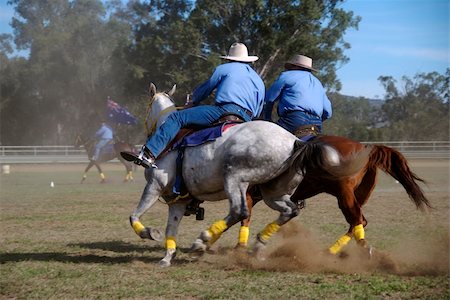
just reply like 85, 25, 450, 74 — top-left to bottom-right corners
165, 236, 176, 250
259, 222, 280, 242
207, 219, 228, 242
328, 234, 352, 255
353, 224, 365, 241
131, 220, 145, 235
100, 173, 105, 180
82, 174, 87, 179
238, 226, 250, 246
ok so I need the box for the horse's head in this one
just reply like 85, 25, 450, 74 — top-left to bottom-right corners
74, 133, 90, 149
145, 82, 178, 137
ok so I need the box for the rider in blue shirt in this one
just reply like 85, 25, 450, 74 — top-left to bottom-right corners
264, 54, 332, 134
130, 42, 265, 168
92, 121, 113, 161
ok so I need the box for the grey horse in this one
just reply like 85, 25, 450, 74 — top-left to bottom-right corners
128, 84, 368, 267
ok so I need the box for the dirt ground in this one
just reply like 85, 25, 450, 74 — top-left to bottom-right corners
0, 159, 449, 298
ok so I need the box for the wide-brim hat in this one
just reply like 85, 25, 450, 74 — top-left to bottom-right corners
220, 42, 259, 63
285, 54, 317, 72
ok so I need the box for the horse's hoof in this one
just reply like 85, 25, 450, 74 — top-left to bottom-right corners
234, 243, 248, 249
159, 259, 171, 268
188, 239, 207, 260
368, 246, 375, 259
252, 240, 266, 261
141, 227, 162, 242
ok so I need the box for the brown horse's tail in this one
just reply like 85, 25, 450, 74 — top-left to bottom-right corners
368, 145, 432, 211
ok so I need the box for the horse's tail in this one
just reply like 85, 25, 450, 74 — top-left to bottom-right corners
293, 139, 371, 180
368, 145, 431, 211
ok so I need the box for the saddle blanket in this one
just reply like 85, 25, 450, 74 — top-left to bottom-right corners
171, 122, 238, 150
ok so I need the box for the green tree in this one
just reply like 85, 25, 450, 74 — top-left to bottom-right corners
324, 93, 384, 141
378, 69, 449, 141
2, 0, 132, 145
125, 0, 360, 102
189, 0, 360, 88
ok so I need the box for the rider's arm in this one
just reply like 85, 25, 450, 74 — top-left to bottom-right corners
191, 67, 223, 105
264, 76, 284, 121
322, 92, 332, 121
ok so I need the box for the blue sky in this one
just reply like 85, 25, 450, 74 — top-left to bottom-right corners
1, 0, 448, 99
338, 0, 449, 98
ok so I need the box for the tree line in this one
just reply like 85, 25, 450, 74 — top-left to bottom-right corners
1, 0, 448, 145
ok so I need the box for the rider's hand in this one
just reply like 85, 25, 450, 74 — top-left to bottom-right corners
184, 94, 193, 108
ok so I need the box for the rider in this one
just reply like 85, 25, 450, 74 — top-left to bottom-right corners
91, 120, 114, 162
264, 54, 332, 135
130, 42, 265, 168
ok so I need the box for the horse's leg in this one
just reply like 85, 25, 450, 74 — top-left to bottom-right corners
129, 183, 163, 242
252, 195, 300, 260
236, 191, 257, 248
329, 169, 377, 255
190, 181, 249, 257
93, 162, 106, 183
121, 159, 134, 182
159, 202, 187, 267
81, 161, 95, 183
331, 186, 367, 255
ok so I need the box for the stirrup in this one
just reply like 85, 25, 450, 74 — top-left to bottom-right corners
120, 151, 157, 169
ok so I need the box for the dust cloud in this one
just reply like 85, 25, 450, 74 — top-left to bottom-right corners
213, 222, 449, 275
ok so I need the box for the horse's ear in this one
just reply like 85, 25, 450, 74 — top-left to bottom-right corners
168, 84, 176, 97
149, 82, 157, 97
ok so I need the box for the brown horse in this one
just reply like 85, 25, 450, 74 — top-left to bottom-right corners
239, 135, 431, 256
74, 133, 136, 183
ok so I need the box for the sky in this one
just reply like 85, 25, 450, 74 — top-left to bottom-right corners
0, 0, 449, 99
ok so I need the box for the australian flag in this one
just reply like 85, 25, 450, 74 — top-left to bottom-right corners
107, 99, 138, 125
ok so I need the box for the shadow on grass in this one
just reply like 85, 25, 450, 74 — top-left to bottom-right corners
0, 240, 193, 265
69, 240, 158, 253
70, 240, 192, 254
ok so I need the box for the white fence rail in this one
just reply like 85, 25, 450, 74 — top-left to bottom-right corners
0, 141, 449, 164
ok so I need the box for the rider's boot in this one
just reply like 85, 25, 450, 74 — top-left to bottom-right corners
121, 145, 157, 169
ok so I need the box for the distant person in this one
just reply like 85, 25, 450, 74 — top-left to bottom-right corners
125, 42, 265, 168
92, 121, 113, 161
264, 54, 332, 135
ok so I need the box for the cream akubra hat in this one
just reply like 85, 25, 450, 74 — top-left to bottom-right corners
220, 42, 259, 62
285, 54, 317, 71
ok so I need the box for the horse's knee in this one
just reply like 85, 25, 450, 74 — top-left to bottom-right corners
285, 201, 299, 218
240, 210, 249, 221
229, 206, 249, 222
290, 207, 300, 218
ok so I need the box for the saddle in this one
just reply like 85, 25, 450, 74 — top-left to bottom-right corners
161, 113, 245, 157
293, 124, 320, 139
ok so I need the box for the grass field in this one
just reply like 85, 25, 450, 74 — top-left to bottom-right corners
1, 160, 449, 299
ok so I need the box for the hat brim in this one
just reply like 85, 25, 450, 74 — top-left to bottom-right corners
285, 62, 317, 72
220, 55, 259, 62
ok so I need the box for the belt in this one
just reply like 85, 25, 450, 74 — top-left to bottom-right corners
285, 109, 320, 119
242, 107, 253, 118
220, 103, 253, 118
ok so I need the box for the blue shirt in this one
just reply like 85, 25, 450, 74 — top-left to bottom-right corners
95, 123, 113, 140
192, 62, 265, 118
264, 70, 332, 121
